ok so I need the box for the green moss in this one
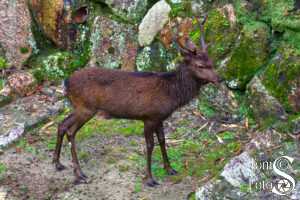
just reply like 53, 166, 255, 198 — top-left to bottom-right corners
46, 137, 57, 150
262, 44, 300, 112
233, 0, 267, 24
222, 21, 270, 89
265, 0, 300, 31
132, 129, 241, 182
168, 0, 192, 18
190, 9, 239, 64
76, 118, 144, 141
198, 99, 216, 118
283, 30, 300, 52
78, 151, 90, 162
118, 164, 130, 172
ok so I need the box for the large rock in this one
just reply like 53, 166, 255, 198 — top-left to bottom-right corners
138, 0, 171, 46
261, 45, 300, 113
0, 87, 64, 148
221, 21, 270, 89
221, 152, 261, 187
196, 129, 299, 200
198, 83, 241, 123
0, 0, 36, 68
89, 16, 138, 71
0, 71, 37, 107
6, 71, 37, 97
29, 0, 89, 49
246, 76, 287, 128
199, 8, 239, 65
93, 0, 148, 23
246, 44, 300, 128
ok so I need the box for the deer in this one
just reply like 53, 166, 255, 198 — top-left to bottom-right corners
53, 16, 222, 186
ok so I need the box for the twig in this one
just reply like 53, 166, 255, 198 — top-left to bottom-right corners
40, 121, 55, 132
197, 122, 209, 132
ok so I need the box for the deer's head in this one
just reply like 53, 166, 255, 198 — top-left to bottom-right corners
177, 16, 222, 84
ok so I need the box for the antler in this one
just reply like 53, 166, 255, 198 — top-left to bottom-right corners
196, 14, 208, 52
172, 18, 197, 54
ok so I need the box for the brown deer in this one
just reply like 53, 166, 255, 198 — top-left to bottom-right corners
53, 16, 221, 186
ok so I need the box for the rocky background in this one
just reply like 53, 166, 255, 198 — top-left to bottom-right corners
0, 0, 300, 200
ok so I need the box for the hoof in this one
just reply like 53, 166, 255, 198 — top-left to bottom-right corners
75, 170, 87, 179
166, 168, 177, 176
73, 176, 88, 185
145, 178, 159, 187
74, 172, 88, 185
55, 162, 66, 171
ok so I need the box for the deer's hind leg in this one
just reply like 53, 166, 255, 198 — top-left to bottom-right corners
53, 112, 77, 171
66, 109, 95, 184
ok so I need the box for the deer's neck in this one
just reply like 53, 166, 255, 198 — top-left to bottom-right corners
168, 65, 202, 107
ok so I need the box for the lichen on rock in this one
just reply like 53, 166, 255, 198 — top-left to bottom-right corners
136, 41, 178, 72
89, 16, 138, 71
0, 0, 35, 68
93, 0, 148, 23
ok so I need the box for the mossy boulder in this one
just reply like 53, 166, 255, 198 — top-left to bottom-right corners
198, 84, 241, 123
29, 48, 89, 83
246, 76, 287, 128
264, 0, 300, 32
261, 44, 300, 113
92, 0, 148, 23
197, 8, 239, 65
89, 16, 138, 71
220, 21, 270, 89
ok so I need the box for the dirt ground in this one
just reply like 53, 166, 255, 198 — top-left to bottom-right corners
1, 134, 194, 200
0, 102, 245, 200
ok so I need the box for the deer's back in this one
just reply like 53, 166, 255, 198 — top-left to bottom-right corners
66, 67, 177, 120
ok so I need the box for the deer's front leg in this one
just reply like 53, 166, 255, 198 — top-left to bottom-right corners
144, 121, 159, 187
156, 122, 177, 175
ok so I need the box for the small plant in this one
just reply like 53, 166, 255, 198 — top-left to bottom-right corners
0, 79, 5, 90
0, 163, 7, 176
16, 138, 38, 155
198, 100, 216, 118
33, 52, 70, 82
0, 57, 7, 70
32, 49, 90, 83
134, 178, 142, 193
20, 47, 29, 54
